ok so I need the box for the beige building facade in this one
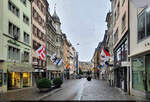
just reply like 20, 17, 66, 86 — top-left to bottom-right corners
129, 1, 150, 98
111, 0, 129, 93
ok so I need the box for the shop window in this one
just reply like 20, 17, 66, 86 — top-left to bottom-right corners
23, 72, 30, 87
132, 57, 145, 91
0, 70, 2, 87
146, 55, 150, 92
10, 72, 21, 89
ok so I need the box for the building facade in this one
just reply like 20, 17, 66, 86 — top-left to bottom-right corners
129, 1, 150, 98
63, 34, 76, 79
0, 0, 33, 92
46, 6, 60, 80
51, 9, 65, 80
111, 0, 129, 93
31, 0, 48, 85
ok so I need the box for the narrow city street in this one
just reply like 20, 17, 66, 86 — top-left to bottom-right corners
42, 78, 139, 101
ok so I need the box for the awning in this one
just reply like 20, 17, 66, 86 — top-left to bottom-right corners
7, 64, 34, 72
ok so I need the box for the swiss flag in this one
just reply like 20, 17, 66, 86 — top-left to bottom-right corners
36, 45, 46, 61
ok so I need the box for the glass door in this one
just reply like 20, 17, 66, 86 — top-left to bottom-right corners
146, 54, 150, 92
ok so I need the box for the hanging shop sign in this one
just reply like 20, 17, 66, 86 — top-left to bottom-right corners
121, 61, 130, 67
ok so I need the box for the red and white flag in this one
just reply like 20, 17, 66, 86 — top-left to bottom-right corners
36, 45, 46, 61
101, 48, 110, 62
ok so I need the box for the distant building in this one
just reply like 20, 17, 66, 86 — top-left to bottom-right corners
51, 8, 65, 80
63, 34, 76, 79
79, 61, 91, 73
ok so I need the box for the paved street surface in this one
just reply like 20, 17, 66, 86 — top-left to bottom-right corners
42, 78, 146, 101
0, 78, 148, 101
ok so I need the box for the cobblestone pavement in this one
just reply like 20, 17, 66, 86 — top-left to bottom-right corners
0, 79, 148, 101
80, 79, 140, 100
0, 87, 46, 101
43, 78, 148, 101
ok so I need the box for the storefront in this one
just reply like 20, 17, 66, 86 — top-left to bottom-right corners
132, 54, 150, 98
8, 72, 31, 89
114, 37, 128, 92
0, 70, 2, 92
7, 63, 33, 90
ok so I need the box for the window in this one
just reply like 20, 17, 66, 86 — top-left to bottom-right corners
23, 14, 29, 25
38, 16, 42, 24
122, 13, 126, 33
8, 22, 20, 40
113, 0, 117, 7
122, 0, 125, 6
33, 8, 37, 19
24, 32, 29, 44
117, 2, 120, 19
114, 29, 118, 44
8, 1, 19, 17
146, 7, 150, 36
8, 46, 20, 61
138, 11, 146, 41
114, 11, 117, 25
9, 22, 13, 36
24, 51, 29, 63
33, 40, 40, 50
20, 0, 26, 6
138, 7, 150, 41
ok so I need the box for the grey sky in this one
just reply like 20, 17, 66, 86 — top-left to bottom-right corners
48, 0, 111, 62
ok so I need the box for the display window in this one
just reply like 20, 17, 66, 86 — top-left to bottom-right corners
132, 57, 145, 91
23, 72, 30, 87
0, 70, 2, 87
11, 72, 21, 89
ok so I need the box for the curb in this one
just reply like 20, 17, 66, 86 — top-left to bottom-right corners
38, 88, 63, 100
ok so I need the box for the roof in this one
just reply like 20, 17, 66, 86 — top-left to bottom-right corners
52, 10, 60, 23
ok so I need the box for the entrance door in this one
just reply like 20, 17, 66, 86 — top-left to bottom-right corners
124, 67, 127, 92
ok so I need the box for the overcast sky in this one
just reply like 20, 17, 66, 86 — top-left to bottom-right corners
48, 0, 111, 62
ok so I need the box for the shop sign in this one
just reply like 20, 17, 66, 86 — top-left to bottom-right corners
7, 40, 20, 46
33, 61, 38, 65
121, 61, 130, 67
35, 69, 44, 72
